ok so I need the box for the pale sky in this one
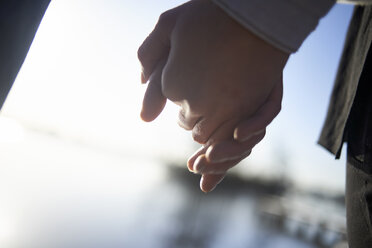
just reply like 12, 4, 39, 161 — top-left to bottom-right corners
1, 0, 354, 191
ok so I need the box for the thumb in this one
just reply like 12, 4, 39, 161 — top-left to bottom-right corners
140, 60, 167, 122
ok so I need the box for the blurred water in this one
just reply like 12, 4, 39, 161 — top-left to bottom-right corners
0, 122, 340, 248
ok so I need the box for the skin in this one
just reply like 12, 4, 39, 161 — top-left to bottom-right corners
138, 0, 289, 192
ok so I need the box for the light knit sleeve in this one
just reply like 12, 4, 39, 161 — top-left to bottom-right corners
211, 0, 336, 53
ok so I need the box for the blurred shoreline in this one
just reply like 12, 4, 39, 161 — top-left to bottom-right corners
165, 164, 347, 248
0, 117, 347, 248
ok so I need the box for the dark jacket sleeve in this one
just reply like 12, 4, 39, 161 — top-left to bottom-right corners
0, 0, 51, 110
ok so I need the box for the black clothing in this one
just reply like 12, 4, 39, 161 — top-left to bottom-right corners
346, 152, 372, 247
325, 6, 372, 248
347, 44, 372, 174
346, 35, 372, 248
0, 0, 50, 109
318, 6, 372, 158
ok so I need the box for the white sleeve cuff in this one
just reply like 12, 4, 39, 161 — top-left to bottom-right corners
211, 0, 335, 53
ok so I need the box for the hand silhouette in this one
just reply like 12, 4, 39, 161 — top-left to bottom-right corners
138, 0, 288, 192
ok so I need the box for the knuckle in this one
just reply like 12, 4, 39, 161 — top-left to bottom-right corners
257, 132, 266, 142
158, 9, 174, 26
261, 129, 267, 136
137, 44, 145, 61
192, 132, 206, 144
242, 150, 252, 159
137, 46, 146, 65
158, 11, 170, 24
192, 125, 208, 144
275, 103, 282, 115
137, 40, 151, 69
177, 112, 193, 131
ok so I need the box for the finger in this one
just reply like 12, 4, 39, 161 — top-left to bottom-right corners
187, 145, 208, 172
177, 109, 202, 131
140, 61, 167, 122
194, 154, 246, 175
234, 80, 282, 142
200, 174, 225, 193
138, 12, 177, 83
206, 130, 266, 163
192, 116, 239, 145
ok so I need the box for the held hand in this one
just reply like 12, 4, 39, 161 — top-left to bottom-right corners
162, 0, 288, 146
138, 0, 288, 192
138, 0, 288, 130
188, 80, 283, 192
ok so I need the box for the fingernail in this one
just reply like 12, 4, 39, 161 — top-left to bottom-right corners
200, 180, 217, 193
233, 128, 239, 140
234, 128, 252, 142
204, 185, 216, 193
187, 163, 196, 173
200, 177, 213, 193
194, 156, 204, 174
